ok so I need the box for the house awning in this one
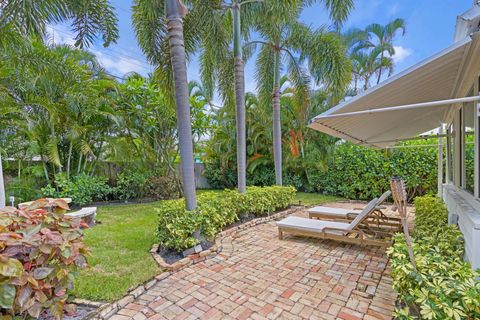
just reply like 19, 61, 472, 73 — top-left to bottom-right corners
308, 32, 480, 148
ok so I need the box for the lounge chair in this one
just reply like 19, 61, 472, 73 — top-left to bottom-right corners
308, 191, 401, 230
277, 198, 392, 247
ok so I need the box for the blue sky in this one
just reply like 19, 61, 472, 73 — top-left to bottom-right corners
50, 0, 473, 92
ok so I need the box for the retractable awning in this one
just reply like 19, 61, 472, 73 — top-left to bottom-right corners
309, 32, 480, 148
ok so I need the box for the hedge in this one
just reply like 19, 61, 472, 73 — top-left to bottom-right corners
312, 141, 438, 200
387, 196, 480, 319
156, 186, 296, 251
204, 140, 439, 200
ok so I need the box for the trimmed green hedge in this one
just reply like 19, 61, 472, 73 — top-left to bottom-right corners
312, 141, 438, 200
156, 186, 296, 252
205, 141, 438, 200
387, 196, 480, 319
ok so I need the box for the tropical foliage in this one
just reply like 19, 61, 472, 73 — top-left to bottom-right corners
388, 196, 480, 320
0, 199, 89, 318
1, 0, 412, 207
345, 19, 406, 94
156, 186, 296, 251
0, 39, 211, 205
205, 120, 437, 200
311, 140, 439, 200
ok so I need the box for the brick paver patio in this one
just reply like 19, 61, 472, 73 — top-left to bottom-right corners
111, 206, 398, 320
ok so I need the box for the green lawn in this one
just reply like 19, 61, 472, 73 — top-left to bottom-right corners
73, 202, 161, 302
294, 192, 341, 206
72, 191, 340, 302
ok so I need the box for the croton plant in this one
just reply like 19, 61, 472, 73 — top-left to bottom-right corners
0, 198, 89, 318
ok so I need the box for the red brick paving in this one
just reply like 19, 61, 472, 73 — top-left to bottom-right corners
111, 209, 397, 319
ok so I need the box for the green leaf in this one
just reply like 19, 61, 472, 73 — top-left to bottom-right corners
0, 283, 16, 309
0, 258, 24, 278
33, 267, 53, 280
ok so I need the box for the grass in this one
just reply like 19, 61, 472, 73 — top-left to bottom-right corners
294, 192, 342, 206
73, 202, 161, 302
72, 190, 341, 302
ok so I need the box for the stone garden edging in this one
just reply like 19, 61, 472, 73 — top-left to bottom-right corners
150, 205, 304, 271
85, 205, 304, 320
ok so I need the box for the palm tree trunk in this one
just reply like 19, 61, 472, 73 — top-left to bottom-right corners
41, 155, 50, 183
166, 0, 197, 211
0, 152, 5, 207
232, 1, 246, 193
67, 141, 73, 180
376, 52, 384, 84
77, 153, 83, 174
272, 50, 282, 186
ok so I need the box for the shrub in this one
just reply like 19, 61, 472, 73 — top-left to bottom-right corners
5, 179, 43, 205
144, 176, 181, 200
196, 192, 238, 239
246, 167, 275, 187
42, 174, 112, 206
156, 199, 199, 251
225, 186, 296, 217
203, 162, 237, 189
412, 195, 449, 236
114, 171, 149, 200
156, 186, 296, 252
387, 196, 480, 319
0, 200, 89, 318
311, 142, 438, 200
156, 193, 238, 252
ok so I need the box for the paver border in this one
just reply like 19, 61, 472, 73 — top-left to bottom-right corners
84, 205, 304, 320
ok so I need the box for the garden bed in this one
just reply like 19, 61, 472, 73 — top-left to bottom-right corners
151, 205, 304, 271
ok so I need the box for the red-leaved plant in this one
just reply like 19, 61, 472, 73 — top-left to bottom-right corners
0, 199, 89, 318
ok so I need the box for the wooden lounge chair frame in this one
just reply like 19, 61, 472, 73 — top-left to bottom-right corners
278, 198, 392, 247
308, 191, 402, 231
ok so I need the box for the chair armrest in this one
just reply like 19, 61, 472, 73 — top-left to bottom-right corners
376, 205, 387, 210
346, 212, 359, 219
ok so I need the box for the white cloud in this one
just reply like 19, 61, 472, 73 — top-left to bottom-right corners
90, 49, 151, 77
46, 26, 77, 46
392, 46, 412, 63
387, 3, 400, 17
46, 25, 152, 78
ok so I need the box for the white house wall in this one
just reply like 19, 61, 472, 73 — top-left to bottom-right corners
443, 185, 480, 269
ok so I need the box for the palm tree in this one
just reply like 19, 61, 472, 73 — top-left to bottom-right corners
0, 0, 118, 206
133, 0, 208, 211
0, 0, 119, 48
361, 19, 406, 84
197, 0, 300, 193
231, 1, 247, 193
0, 3, 118, 206
165, 0, 197, 210
252, 2, 352, 185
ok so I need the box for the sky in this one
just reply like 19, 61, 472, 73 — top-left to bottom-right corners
49, 0, 474, 93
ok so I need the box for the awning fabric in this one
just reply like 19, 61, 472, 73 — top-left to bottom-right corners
309, 32, 480, 148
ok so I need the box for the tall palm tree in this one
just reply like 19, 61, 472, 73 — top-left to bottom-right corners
252, 2, 352, 185
361, 19, 406, 84
0, 0, 119, 48
231, 1, 247, 193
133, 0, 212, 211
197, 0, 300, 193
0, 1, 119, 207
165, 0, 197, 210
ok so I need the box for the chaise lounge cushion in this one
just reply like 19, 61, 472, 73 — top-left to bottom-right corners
307, 206, 360, 217
277, 216, 350, 235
